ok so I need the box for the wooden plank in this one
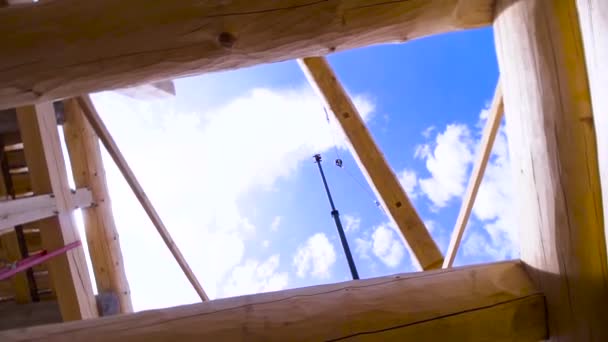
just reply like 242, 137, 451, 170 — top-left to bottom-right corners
17, 103, 98, 321
0, 0, 494, 109
76, 95, 208, 301
63, 98, 133, 313
493, 0, 608, 340
0, 260, 546, 341
0, 188, 93, 234
299, 57, 442, 270
576, 0, 608, 260
443, 80, 504, 268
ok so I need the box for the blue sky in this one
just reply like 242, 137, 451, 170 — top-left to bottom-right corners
78, 27, 517, 311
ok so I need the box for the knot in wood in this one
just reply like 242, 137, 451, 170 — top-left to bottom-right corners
217, 32, 237, 48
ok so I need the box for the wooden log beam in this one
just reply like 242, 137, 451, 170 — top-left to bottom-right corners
62, 98, 133, 314
0, 0, 494, 110
443, 80, 503, 268
17, 103, 98, 321
0, 261, 546, 341
493, 0, 608, 340
0, 188, 93, 234
299, 57, 442, 270
76, 95, 209, 302
576, 0, 608, 258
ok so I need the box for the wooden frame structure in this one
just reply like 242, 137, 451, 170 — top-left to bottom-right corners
0, 0, 607, 341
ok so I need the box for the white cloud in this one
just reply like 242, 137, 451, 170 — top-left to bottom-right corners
371, 223, 405, 268
415, 108, 518, 262
418, 124, 474, 208
270, 216, 282, 232
355, 237, 372, 260
414, 144, 431, 159
343, 214, 361, 233
467, 125, 518, 260
221, 255, 288, 298
262, 240, 270, 248
293, 233, 337, 279
398, 169, 418, 198
91, 83, 374, 309
422, 126, 435, 138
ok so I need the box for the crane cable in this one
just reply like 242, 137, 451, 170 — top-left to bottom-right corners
322, 107, 384, 213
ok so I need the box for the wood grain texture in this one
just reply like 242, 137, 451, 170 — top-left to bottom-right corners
0, 261, 547, 341
62, 98, 133, 314
299, 57, 442, 270
0, 0, 493, 109
76, 95, 208, 302
576, 0, 608, 261
17, 103, 98, 321
443, 80, 503, 268
494, 0, 608, 340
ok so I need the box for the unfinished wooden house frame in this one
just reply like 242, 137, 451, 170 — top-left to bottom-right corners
0, 0, 607, 340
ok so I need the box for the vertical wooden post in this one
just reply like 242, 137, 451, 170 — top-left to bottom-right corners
17, 103, 98, 321
77, 95, 208, 301
493, 0, 608, 340
62, 98, 133, 313
576, 0, 608, 256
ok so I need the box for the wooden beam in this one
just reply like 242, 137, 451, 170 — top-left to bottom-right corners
493, 0, 608, 340
0, 0, 494, 109
299, 57, 442, 270
576, 0, 608, 260
443, 80, 504, 268
17, 103, 98, 321
62, 98, 133, 314
76, 95, 208, 301
0, 188, 93, 234
0, 260, 546, 341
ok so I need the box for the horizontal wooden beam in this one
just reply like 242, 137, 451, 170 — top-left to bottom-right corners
299, 56, 442, 270
0, 0, 494, 109
0, 188, 93, 234
0, 261, 547, 341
